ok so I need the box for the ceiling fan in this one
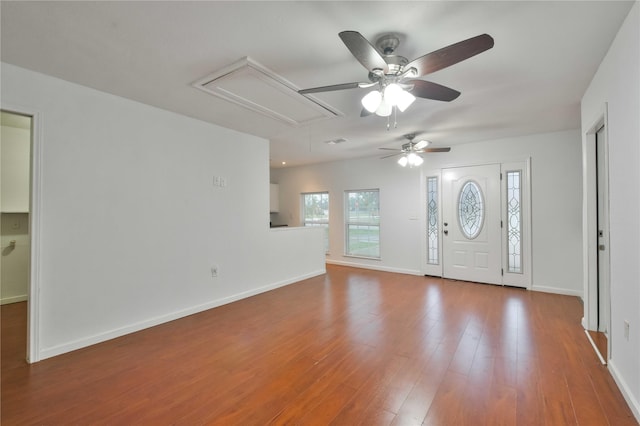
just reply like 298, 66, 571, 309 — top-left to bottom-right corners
380, 134, 451, 167
298, 31, 494, 116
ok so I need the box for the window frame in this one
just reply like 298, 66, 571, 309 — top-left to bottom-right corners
301, 191, 330, 254
344, 189, 380, 259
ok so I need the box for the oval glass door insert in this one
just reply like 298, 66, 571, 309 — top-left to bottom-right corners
458, 181, 484, 239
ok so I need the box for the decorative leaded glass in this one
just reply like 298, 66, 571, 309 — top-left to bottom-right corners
427, 176, 438, 264
458, 181, 484, 239
507, 171, 522, 273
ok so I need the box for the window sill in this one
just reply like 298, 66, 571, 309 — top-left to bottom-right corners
343, 254, 381, 261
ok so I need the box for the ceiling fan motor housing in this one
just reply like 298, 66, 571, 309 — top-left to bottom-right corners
363, 33, 409, 83
376, 34, 400, 55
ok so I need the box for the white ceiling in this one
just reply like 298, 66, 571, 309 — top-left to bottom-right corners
1, 1, 634, 168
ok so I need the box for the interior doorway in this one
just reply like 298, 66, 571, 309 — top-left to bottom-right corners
595, 124, 610, 335
584, 108, 611, 364
1, 110, 33, 365
591, 123, 610, 362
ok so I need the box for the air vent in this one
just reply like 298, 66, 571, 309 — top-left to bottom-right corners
193, 57, 342, 127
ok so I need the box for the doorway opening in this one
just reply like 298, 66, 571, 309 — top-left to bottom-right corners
1, 110, 32, 366
584, 108, 611, 364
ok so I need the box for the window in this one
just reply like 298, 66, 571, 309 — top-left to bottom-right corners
506, 171, 522, 273
427, 176, 439, 264
458, 180, 484, 239
345, 189, 380, 258
302, 192, 329, 253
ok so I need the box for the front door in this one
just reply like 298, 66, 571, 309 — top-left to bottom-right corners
442, 164, 502, 284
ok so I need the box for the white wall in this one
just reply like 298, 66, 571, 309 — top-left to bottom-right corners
581, 2, 639, 419
271, 128, 583, 296
1, 63, 325, 361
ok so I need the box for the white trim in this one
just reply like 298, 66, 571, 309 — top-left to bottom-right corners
38, 269, 325, 361
327, 259, 422, 276
1, 295, 28, 305
584, 329, 606, 365
0, 104, 41, 363
531, 285, 582, 298
608, 360, 640, 423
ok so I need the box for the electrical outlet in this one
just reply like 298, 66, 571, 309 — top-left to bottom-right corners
624, 320, 630, 340
211, 265, 218, 278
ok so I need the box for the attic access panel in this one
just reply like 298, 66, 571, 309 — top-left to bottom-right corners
193, 57, 342, 126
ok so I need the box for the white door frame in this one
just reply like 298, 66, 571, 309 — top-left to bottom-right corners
582, 103, 611, 357
1, 103, 42, 363
421, 159, 532, 289
501, 160, 532, 288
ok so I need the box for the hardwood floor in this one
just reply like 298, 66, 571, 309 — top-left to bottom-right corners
1, 265, 637, 425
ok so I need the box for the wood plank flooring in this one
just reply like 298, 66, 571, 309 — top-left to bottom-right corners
1, 265, 637, 425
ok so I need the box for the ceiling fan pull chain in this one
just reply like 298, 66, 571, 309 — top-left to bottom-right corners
386, 115, 390, 131
394, 107, 398, 129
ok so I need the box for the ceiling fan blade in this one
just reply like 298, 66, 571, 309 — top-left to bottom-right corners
406, 80, 461, 102
413, 140, 429, 150
424, 147, 451, 153
405, 34, 494, 77
299, 82, 362, 94
378, 148, 402, 151
380, 152, 404, 159
339, 31, 389, 73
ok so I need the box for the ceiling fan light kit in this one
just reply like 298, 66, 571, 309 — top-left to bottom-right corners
400, 152, 424, 168
395, 89, 416, 112
361, 83, 417, 116
361, 90, 382, 112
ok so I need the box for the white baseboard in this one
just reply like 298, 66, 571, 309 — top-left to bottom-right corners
531, 285, 583, 297
583, 329, 606, 365
1, 295, 28, 305
608, 359, 640, 423
326, 259, 422, 276
38, 269, 326, 361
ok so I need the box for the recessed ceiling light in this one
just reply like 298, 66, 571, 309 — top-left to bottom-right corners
281, 161, 286, 165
